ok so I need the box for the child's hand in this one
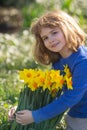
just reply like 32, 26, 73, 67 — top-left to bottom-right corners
8, 106, 17, 121
15, 110, 34, 125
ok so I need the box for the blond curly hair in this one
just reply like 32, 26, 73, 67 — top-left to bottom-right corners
31, 10, 86, 65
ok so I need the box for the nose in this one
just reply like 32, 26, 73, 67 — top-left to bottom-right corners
48, 36, 54, 43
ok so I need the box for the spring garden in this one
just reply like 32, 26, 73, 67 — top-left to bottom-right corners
0, 0, 87, 129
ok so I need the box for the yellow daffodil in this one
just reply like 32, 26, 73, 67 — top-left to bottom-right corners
19, 64, 73, 96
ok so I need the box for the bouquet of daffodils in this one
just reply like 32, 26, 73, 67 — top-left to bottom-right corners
10, 65, 73, 130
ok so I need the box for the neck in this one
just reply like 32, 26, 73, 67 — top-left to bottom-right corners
59, 47, 73, 58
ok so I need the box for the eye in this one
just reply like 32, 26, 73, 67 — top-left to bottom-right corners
43, 36, 48, 41
52, 31, 58, 35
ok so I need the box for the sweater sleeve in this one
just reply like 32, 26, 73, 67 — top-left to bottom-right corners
32, 60, 87, 123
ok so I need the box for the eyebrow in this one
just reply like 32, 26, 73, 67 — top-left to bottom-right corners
41, 29, 56, 39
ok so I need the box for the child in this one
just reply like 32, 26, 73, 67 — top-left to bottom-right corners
9, 10, 87, 130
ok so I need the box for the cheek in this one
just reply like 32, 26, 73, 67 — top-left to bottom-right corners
44, 41, 48, 48
62, 37, 66, 44
59, 34, 66, 43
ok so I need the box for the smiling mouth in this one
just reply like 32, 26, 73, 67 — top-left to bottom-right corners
51, 43, 59, 48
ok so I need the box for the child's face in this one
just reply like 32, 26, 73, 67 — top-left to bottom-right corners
40, 27, 69, 58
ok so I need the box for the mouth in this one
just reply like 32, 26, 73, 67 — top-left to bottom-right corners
51, 42, 59, 48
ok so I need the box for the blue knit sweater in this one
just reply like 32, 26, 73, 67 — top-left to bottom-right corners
32, 45, 87, 123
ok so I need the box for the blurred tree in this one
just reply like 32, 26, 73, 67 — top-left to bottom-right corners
0, 0, 36, 8
0, 7, 23, 33
0, 0, 36, 33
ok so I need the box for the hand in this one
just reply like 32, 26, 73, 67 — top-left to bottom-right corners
15, 110, 34, 125
8, 106, 17, 121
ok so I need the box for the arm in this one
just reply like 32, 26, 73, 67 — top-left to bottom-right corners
32, 60, 87, 123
